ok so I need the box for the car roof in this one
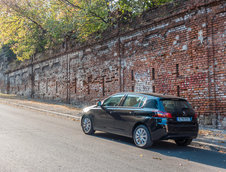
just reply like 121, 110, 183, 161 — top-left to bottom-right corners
117, 92, 186, 100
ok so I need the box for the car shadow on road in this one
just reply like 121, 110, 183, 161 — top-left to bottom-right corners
93, 132, 226, 169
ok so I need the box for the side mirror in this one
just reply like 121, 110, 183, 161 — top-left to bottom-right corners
96, 101, 102, 106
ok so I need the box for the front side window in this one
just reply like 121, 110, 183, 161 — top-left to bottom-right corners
122, 95, 144, 107
102, 94, 124, 107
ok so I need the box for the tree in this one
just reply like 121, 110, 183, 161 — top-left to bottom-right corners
57, 0, 172, 39
0, 0, 79, 60
0, 0, 172, 61
0, 43, 16, 62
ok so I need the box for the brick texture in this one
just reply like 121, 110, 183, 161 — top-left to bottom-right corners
0, 0, 225, 129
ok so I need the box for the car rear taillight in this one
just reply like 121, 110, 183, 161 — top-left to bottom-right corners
155, 111, 172, 118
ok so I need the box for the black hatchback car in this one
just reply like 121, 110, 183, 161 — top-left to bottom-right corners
81, 92, 198, 148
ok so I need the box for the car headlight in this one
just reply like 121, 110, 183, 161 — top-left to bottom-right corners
83, 107, 90, 113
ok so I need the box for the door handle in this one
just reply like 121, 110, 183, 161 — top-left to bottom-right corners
110, 111, 116, 115
129, 111, 135, 115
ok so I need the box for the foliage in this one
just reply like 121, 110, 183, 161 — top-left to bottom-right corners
0, 43, 16, 62
0, 0, 172, 61
0, 0, 79, 60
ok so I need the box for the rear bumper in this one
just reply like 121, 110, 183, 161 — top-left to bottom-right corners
164, 122, 198, 139
151, 122, 199, 141
163, 132, 198, 139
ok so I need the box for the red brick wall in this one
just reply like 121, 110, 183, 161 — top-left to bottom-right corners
3, 0, 226, 128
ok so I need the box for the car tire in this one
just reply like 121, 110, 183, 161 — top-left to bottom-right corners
81, 116, 95, 135
133, 125, 152, 148
175, 138, 193, 146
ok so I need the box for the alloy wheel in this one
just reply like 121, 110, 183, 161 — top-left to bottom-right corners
135, 128, 148, 147
83, 117, 91, 133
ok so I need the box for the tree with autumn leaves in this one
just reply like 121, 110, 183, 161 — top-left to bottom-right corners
0, 0, 172, 61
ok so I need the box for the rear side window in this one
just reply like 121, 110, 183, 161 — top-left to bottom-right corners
122, 95, 144, 107
103, 95, 124, 107
143, 99, 158, 109
161, 99, 192, 112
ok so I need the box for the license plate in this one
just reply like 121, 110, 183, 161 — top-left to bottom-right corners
176, 117, 192, 122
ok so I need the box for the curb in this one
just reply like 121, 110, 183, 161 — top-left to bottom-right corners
0, 98, 81, 121
191, 141, 226, 153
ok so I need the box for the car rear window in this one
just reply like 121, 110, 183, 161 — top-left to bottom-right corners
161, 99, 192, 112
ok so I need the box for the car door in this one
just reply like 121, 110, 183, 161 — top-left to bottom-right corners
94, 94, 125, 132
90, 105, 108, 130
109, 94, 146, 137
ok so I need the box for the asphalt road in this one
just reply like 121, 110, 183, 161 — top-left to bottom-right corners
0, 103, 225, 172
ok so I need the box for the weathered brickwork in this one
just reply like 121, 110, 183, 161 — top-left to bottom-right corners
1, 0, 225, 128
